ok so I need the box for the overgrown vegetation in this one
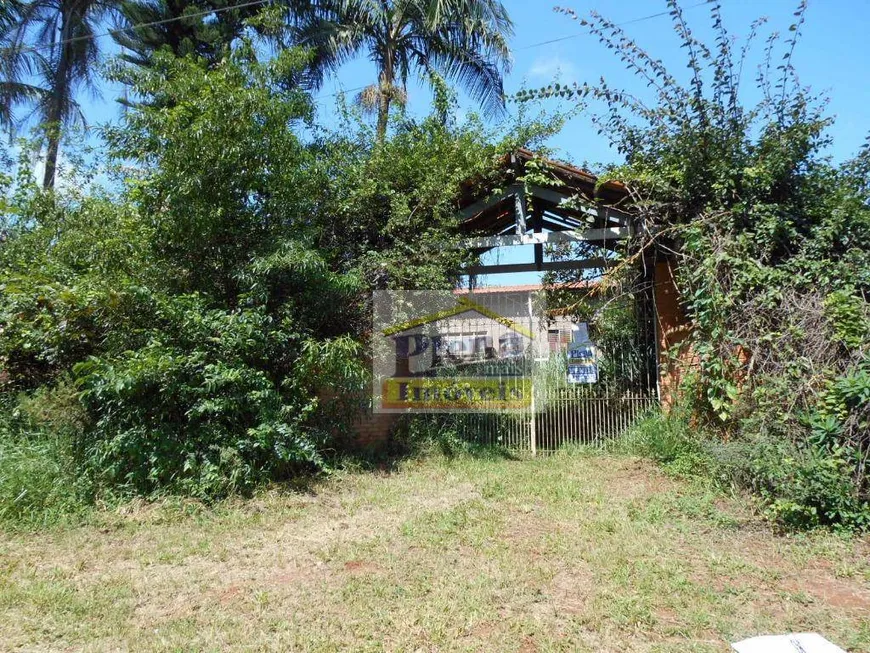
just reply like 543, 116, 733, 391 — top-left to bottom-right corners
0, 40, 550, 525
525, 1, 870, 529
2, 0, 868, 537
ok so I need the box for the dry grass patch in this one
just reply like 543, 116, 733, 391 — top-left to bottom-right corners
1, 452, 868, 651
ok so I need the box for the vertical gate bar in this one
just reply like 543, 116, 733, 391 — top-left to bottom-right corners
594, 397, 599, 449
570, 390, 575, 446
548, 391, 552, 450
575, 390, 581, 445
568, 390, 572, 445
574, 390, 579, 445
597, 392, 603, 445
554, 390, 559, 449
555, 389, 560, 448
556, 390, 560, 450
530, 383, 537, 456
577, 393, 582, 446
561, 393, 572, 442
566, 391, 571, 447
591, 393, 597, 445
545, 392, 550, 452
595, 395, 600, 444
567, 390, 572, 447
549, 395, 553, 452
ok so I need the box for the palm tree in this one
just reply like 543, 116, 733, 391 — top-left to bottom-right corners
293, 0, 513, 142
3, 0, 115, 189
1, 1, 43, 131
112, 0, 266, 71
0, 2, 22, 38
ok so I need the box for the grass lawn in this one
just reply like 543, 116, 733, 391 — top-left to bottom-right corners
1, 450, 869, 652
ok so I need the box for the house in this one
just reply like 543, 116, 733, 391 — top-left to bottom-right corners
351, 149, 688, 447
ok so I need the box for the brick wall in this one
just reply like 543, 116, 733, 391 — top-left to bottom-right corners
653, 258, 696, 408
351, 410, 400, 448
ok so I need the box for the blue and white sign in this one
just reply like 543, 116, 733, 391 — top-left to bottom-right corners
567, 323, 598, 384
568, 363, 598, 384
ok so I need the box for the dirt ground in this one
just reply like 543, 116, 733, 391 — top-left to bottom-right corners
1, 452, 868, 652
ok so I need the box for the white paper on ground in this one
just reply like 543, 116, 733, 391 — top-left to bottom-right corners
732, 633, 847, 653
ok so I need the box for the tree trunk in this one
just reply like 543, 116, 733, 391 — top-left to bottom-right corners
43, 125, 61, 190
375, 43, 395, 144
377, 73, 393, 144
43, 8, 72, 190
376, 83, 391, 144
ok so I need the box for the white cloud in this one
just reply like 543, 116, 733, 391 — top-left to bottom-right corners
527, 55, 578, 83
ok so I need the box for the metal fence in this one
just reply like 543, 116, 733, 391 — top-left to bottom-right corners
431, 291, 658, 451
436, 387, 657, 453
391, 283, 660, 452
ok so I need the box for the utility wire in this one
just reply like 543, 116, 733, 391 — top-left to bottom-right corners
10, 0, 274, 55
314, 0, 720, 101
7, 0, 719, 100
514, 0, 716, 51
13, 0, 721, 62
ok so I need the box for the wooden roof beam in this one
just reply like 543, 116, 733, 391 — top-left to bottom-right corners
462, 227, 630, 250
464, 258, 611, 275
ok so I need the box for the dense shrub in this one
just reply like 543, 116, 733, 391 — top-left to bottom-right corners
615, 410, 710, 477
74, 301, 328, 497
0, 392, 90, 528
526, 1, 870, 529
623, 411, 869, 531
389, 415, 514, 461
0, 44, 551, 514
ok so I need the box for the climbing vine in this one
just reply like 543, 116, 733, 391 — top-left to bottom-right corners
519, 1, 870, 528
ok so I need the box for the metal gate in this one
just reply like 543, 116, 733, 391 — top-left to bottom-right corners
422, 283, 659, 452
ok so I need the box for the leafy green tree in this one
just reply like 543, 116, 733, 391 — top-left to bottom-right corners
293, 0, 513, 142
103, 45, 323, 303
0, 34, 556, 505
3, 0, 116, 188
1, 45, 368, 496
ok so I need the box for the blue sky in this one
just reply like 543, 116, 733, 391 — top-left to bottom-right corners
309, 0, 870, 162
72, 1, 870, 285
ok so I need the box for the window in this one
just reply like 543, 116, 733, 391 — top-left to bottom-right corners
548, 329, 571, 353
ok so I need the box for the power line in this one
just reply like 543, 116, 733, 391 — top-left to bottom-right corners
12, 0, 274, 55
312, 0, 719, 103
514, 0, 716, 52
12, 0, 721, 59
10, 0, 721, 59
7, 0, 719, 101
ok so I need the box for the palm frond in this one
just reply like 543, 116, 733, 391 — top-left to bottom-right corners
291, 16, 371, 89
407, 0, 511, 117
0, 1, 24, 39
297, 0, 512, 123
2, 0, 114, 141
426, 40, 505, 116
0, 79, 46, 130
